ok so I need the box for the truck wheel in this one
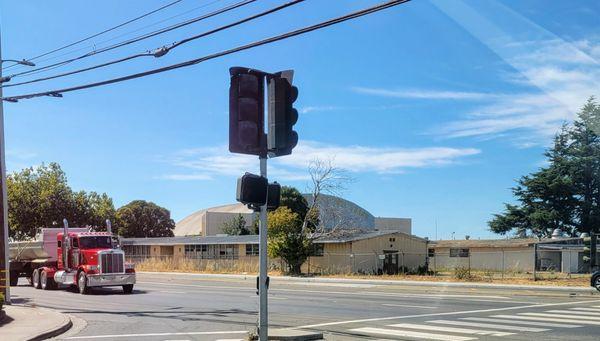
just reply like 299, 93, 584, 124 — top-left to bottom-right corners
78, 272, 89, 295
32, 269, 42, 289
9, 270, 19, 286
41, 270, 56, 290
123, 284, 134, 294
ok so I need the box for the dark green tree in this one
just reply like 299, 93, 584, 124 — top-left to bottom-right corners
489, 98, 600, 237
116, 200, 175, 237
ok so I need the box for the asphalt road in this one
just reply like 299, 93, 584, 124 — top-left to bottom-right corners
9, 272, 600, 340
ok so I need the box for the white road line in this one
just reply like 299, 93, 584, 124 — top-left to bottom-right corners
428, 320, 547, 332
545, 309, 600, 316
571, 307, 600, 312
158, 291, 187, 294
463, 317, 582, 328
522, 312, 600, 321
382, 303, 438, 309
364, 292, 510, 300
492, 314, 600, 325
64, 331, 248, 339
388, 323, 514, 336
350, 327, 476, 341
287, 299, 600, 330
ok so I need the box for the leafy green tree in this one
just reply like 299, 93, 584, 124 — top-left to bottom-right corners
221, 214, 251, 235
267, 207, 310, 275
116, 200, 175, 237
489, 98, 600, 237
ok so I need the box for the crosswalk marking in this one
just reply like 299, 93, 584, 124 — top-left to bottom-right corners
350, 327, 477, 341
522, 312, 600, 321
545, 309, 600, 316
570, 307, 600, 312
428, 319, 547, 332
463, 317, 582, 328
491, 314, 600, 325
388, 323, 514, 337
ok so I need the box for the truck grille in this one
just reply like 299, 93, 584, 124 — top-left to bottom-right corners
100, 252, 124, 274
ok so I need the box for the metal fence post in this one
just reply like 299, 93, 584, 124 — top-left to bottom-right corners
533, 243, 537, 281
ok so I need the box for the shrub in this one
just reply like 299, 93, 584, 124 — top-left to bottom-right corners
453, 266, 471, 280
0, 292, 4, 310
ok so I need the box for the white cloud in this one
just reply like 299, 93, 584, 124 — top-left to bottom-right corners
351, 87, 501, 101
159, 141, 480, 181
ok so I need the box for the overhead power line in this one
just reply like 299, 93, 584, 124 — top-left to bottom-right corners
3, 0, 411, 102
2, 0, 185, 71
2, 0, 306, 88
6, 0, 256, 79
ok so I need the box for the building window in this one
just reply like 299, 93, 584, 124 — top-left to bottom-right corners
310, 244, 324, 257
428, 248, 435, 257
450, 248, 469, 257
184, 244, 208, 258
389, 237, 396, 242
246, 244, 259, 256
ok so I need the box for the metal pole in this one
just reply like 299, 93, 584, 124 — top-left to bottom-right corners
258, 157, 268, 341
533, 243, 537, 281
0, 26, 10, 304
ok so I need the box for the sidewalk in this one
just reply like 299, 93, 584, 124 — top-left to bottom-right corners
139, 271, 597, 293
0, 305, 72, 341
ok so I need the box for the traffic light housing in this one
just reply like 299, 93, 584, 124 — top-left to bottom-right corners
267, 182, 281, 210
268, 73, 298, 157
236, 173, 268, 207
229, 67, 267, 156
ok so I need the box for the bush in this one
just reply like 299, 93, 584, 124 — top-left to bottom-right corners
453, 266, 471, 280
0, 292, 4, 310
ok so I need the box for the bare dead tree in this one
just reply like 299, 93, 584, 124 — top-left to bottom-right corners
302, 157, 355, 239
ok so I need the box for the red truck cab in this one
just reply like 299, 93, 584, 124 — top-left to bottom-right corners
32, 221, 135, 294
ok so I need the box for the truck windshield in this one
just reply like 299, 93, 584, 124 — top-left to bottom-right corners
79, 236, 112, 249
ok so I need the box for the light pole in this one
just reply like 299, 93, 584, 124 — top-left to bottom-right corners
0, 30, 36, 304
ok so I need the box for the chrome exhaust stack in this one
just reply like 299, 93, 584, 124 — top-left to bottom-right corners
105, 219, 112, 234
62, 218, 69, 271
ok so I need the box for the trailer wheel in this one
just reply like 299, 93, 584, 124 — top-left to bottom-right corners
32, 269, 42, 289
123, 284, 134, 294
78, 272, 89, 295
9, 270, 19, 286
40, 270, 56, 290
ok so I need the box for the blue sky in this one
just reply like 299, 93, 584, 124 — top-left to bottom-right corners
0, 0, 598, 240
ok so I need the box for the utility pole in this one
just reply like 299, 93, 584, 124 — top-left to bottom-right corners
0, 27, 10, 304
0, 27, 35, 303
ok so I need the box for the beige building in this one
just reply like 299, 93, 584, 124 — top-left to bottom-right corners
429, 238, 586, 274
174, 203, 256, 236
121, 231, 428, 275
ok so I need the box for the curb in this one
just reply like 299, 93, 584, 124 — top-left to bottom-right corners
138, 271, 596, 293
29, 313, 73, 341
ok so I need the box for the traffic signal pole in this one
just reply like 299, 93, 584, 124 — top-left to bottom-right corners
258, 157, 268, 340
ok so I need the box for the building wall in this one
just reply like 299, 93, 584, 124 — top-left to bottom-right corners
430, 247, 533, 272
204, 212, 256, 236
304, 233, 427, 274
374, 217, 412, 235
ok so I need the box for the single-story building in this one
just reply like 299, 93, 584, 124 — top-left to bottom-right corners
120, 230, 428, 275
428, 237, 586, 274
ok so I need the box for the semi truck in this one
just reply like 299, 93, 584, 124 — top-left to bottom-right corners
9, 219, 135, 294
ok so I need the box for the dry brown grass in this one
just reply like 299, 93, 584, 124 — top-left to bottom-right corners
134, 257, 284, 275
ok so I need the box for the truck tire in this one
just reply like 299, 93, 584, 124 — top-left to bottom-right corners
123, 284, 134, 294
40, 270, 56, 290
78, 272, 89, 295
32, 269, 42, 289
9, 270, 19, 286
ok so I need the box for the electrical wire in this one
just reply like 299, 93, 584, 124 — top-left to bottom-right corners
3, 0, 410, 102
2, 0, 185, 71
3, 0, 305, 88
6, 0, 257, 79
24, 0, 224, 69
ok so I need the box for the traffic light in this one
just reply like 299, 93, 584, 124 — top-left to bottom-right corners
268, 72, 298, 157
236, 173, 268, 207
267, 182, 281, 210
229, 67, 267, 156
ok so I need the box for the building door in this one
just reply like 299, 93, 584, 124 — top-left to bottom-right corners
383, 251, 398, 275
